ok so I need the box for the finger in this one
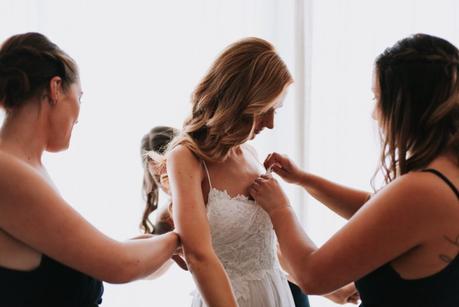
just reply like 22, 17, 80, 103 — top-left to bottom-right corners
261, 172, 277, 179
349, 298, 359, 304
272, 165, 288, 177
171, 255, 188, 271
260, 174, 272, 180
249, 184, 259, 193
263, 153, 273, 169
348, 293, 360, 304
264, 152, 281, 170
248, 186, 259, 198
254, 177, 269, 185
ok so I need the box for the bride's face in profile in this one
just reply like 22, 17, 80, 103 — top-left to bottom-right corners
249, 85, 290, 140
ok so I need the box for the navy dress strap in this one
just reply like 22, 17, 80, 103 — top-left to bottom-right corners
422, 168, 459, 199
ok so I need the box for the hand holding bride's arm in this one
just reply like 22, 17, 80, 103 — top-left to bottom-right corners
324, 282, 360, 305
167, 146, 238, 307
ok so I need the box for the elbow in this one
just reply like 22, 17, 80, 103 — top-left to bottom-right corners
184, 248, 216, 271
103, 259, 141, 284
101, 250, 144, 284
298, 278, 324, 295
296, 266, 335, 295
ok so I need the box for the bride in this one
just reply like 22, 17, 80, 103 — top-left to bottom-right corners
167, 37, 292, 307
166, 37, 356, 307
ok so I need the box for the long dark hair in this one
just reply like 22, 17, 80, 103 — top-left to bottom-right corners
374, 33, 459, 184
140, 126, 178, 234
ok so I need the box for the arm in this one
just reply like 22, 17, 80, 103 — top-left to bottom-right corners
249, 173, 439, 294
265, 152, 371, 219
130, 233, 185, 278
277, 240, 359, 304
323, 282, 360, 305
167, 146, 238, 307
0, 155, 179, 284
143, 259, 174, 280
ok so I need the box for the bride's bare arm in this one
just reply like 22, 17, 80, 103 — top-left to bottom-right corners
167, 146, 238, 307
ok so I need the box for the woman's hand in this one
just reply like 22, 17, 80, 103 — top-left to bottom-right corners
324, 282, 360, 305
249, 174, 290, 216
172, 237, 188, 271
132, 232, 187, 271
264, 152, 304, 184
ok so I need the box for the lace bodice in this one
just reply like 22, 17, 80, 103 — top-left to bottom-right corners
202, 161, 283, 301
207, 188, 279, 277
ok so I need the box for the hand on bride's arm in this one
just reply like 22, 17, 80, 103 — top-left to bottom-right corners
324, 282, 360, 305
249, 174, 291, 216
172, 243, 188, 271
129, 232, 187, 277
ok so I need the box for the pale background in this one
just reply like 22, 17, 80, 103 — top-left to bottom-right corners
0, 0, 458, 306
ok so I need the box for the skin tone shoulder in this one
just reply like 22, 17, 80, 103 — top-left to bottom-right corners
0, 75, 179, 283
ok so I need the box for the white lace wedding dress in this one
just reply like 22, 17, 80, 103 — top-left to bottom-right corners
191, 162, 295, 307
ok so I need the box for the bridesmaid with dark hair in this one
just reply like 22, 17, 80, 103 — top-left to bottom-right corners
250, 33, 459, 307
0, 33, 179, 307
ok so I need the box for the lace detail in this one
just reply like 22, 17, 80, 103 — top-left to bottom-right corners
205, 188, 283, 301
192, 160, 294, 306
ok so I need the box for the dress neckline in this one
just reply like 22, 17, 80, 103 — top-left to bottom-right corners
208, 187, 255, 204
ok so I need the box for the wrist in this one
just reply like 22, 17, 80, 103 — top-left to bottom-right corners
268, 205, 293, 219
296, 171, 310, 187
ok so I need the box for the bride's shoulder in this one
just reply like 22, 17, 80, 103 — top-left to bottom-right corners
167, 144, 202, 171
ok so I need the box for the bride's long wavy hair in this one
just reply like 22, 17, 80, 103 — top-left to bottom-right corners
373, 33, 459, 185
170, 37, 293, 162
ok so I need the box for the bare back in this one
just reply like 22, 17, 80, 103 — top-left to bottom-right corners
390, 154, 459, 279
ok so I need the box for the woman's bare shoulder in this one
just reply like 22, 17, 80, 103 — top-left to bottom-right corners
375, 171, 459, 219
166, 145, 204, 178
0, 152, 43, 193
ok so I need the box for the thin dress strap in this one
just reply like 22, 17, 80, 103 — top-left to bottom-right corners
422, 168, 459, 199
202, 160, 213, 189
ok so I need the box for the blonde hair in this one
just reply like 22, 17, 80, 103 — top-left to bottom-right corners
171, 37, 293, 162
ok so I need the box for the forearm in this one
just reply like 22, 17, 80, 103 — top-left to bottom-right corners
298, 172, 371, 219
187, 253, 238, 307
116, 232, 178, 283
143, 259, 174, 280
277, 248, 298, 285
269, 207, 318, 292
